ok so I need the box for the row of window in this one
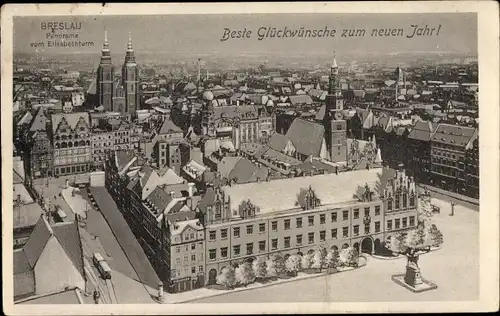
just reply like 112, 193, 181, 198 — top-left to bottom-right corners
386, 216, 415, 231
387, 194, 415, 211
175, 241, 203, 253
207, 223, 385, 261
54, 164, 90, 175
174, 253, 202, 265
171, 265, 204, 278
208, 207, 383, 241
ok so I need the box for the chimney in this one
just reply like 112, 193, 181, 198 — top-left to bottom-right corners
188, 182, 195, 198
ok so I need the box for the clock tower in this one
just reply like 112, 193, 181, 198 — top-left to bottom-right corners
323, 52, 347, 163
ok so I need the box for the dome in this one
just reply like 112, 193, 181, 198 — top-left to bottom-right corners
261, 95, 269, 105
203, 90, 214, 101
266, 99, 274, 107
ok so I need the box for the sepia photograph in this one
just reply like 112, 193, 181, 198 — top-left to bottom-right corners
1, 2, 499, 315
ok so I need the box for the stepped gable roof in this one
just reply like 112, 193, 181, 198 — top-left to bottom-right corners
223, 168, 383, 216
285, 118, 325, 157
51, 112, 89, 134
408, 120, 434, 141
431, 124, 476, 147
52, 220, 85, 278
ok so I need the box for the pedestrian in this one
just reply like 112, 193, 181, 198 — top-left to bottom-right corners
93, 289, 100, 304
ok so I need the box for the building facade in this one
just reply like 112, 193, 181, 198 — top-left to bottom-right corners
51, 113, 92, 176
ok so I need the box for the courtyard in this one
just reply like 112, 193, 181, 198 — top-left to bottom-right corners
191, 197, 479, 303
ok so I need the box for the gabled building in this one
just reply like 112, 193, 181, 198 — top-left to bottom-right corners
14, 216, 86, 301
26, 108, 53, 178
51, 112, 92, 176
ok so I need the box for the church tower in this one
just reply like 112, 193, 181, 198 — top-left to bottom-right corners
323, 52, 347, 163
122, 32, 140, 114
96, 30, 115, 111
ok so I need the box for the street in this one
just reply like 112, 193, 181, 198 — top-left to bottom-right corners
192, 197, 479, 303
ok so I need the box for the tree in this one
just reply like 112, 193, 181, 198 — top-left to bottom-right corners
272, 253, 286, 276
285, 254, 301, 276
311, 248, 325, 271
418, 197, 433, 222
388, 222, 443, 269
236, 262, 255, 286
339, 247, 359, 267
252, 257, 267, 279
301, 253, 313, 270
266, 258, 277, 278
324, 249, 340, 269
217, 266, 236, 289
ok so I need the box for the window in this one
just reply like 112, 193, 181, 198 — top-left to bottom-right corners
191, 267, 196, 274
403, 194, 407, 209
199, 266, 203, 272
353, 225, 359, 236
395, 219, 401, 229
272, 221, 278, 231
284, 219, 291, 230
221, 247, 228, 258
375, 221, 381, 232
308, 232, 314, 244
284, 237, 291, 248
209, 249, 216, 260
342, 227, 349, 238
402, 217, 408, 228
233, 245, 240, 256
410, 195, 415, 207
259, 223, 266, 232
353, 209, 359, 219
296, 217, 303, 228
364, 207, 370, 217
171, 269, 177, 278
331, 228, 338, 239
375, 206, 381, 216
176, 246, 180, 253
409, 216, 415, 226
364, 223, 370, 234
191, 254, 196, 262
318, 214, 326, 224
388, 199, 393, 211
209, 230, 216, 240
259, 241, 266, 252
387, 220, 393, 230
176, 258, 181, 265
234, 227, 240, 238
246, 225, 253, 235
296, 234, 303, 245
271, 239, 278, 250
320, 230, 326, 241
343, 210, 349, 221
308, 216, 314, 226
331, 212, 337, 222
395, 197, 400, 209
221, 229, 228, 239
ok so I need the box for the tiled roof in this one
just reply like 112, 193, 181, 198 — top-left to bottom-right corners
23, 216, 52, 268
14, 203, 44, 229
286, 118, 325, 157
18, 111, 33, 126
158, 166, 185, 185
218, 157, 243, 179
228, 158, 269, 184
431, 124, 476, 147
158, 117, 183, 135
315, 104, 326, 121
14, 249, 35, 298
52, 220, 85, 278
223, 168, 384, 216
13, 183, 33, 204
147, 186, 173, 212
14, 249, 32, 274
289, 95, 313, 106
214, 105, 258, 120
268, 133, 290, 152
408, 120, 434, 141
51, 112, 89, 134
29, 107, 47, 133
115, 150, 136, 172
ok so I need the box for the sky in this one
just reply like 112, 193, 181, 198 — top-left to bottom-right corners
13, 13, 477, 57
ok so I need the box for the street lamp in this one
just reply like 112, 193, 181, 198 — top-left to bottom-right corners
450, 200, 456, 216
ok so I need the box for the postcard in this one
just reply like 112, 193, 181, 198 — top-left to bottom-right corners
1, 2, 499, 315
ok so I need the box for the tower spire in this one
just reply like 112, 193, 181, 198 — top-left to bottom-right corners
127, 31, 133, 51
331, 50, 338, 69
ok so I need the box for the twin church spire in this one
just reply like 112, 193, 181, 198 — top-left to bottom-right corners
97, 29, 139, 114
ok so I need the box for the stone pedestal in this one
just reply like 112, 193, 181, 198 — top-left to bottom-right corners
404, 265, 423, 286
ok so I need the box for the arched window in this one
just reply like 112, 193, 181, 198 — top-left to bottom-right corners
61, 135, 67, 141
395, 196, 400, 209
55, 135, 60, 141
79, 140, 85, 146
68, 134, 73, 140
61, 141, 67, 148
55, 143, 60, 149
68, 142, 73, 148
387, 198, 393, 211
74, 141, 78, 147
